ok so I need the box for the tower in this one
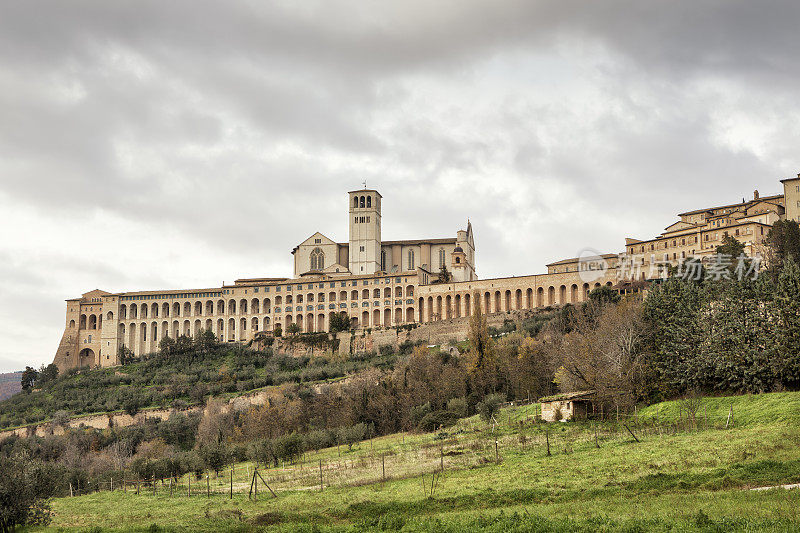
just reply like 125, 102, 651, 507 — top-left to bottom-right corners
348, 189, 382, 274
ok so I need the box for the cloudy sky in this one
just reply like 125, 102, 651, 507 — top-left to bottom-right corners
1, 1, 798, 372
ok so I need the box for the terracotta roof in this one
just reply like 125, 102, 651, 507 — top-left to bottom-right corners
678, 193, 783, 216
546, 254, 617, 267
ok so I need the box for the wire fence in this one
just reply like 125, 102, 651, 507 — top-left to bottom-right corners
64, 402, 740, 500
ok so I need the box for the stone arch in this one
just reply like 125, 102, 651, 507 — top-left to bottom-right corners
373, 288, 380, 299
251, 317, 259, 331
384, 307, 392, 326
464, 293, 471, 316
426, 297, 433, 322
262, 317, 270, 330
275, 295, 283, 306
445, 295, 452, 319
264, 298, 271, 309
548, 286, 555, 306
526, 288, 533, 309
515, 289, 522, 310
228, 318, 236, 337
183, 320, 190, 336
228, 300, 236, 314
317, 313, 325, 331
394, 307, 403, 324
306, 313, 315, 332
373, 309, 381, 327
79, 348, 95, 367
173, 302, 180, 317
141, 305, 148, 319
194, 301, 203, 316
571, 284, 578, 303
362, 289, 369, 299
366, 195, 372, 208
216, 300, 225, 314
560, 285, 567, 304
454, 294, 461, 318
359, 195, 365, 208
395, 286, 403, 298
151, 303, 159, 318
206, 300, 214, 315
240, 299, 248, 314
152, 322, 158, 343
119, 304, 127, 320
406, 307, 414, 322
205, 319, 212, 331
504, 290, 511, 311
118, 323, 125, 337
361, 311, 370, 327
436, 295, 443, 320
216, 318, 224, 336
130, 304, 137, 319
162, 321, 168, 337
240, 317, 247, 337
163, 303, 170, 317
194, 319, 201, 336
251, 298, 260, 314
88, 314, 97, 329
537, 287, 544, 307
583, 283, 590, 300
494, 291, 501, 313
484, 292, 490, 313
107, 311, 113, 321
183, 302, 191, 317
384, 287, 391, 298
172, 320, 179, 338
70, 319, 76, 328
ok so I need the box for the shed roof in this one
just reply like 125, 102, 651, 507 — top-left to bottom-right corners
539, 390, 596, 402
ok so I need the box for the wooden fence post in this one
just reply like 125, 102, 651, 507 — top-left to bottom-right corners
495, 440, 499, 464
230, 468, 233, 499
382, 454, 386, 482
545, 429, 551, 457
188, 476, 191, 497
319, 460, 324, 492
152, 474, 156, 496
207, 474, 210, 498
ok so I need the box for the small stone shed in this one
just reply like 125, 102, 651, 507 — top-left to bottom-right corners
539, 390, 596, 422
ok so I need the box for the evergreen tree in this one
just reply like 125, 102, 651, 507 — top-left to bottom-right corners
642, 276, 703, 395
20, 367, 38, 393
774, 256, 800, 387
765, 219, 800, 280
466, 292, 498, 394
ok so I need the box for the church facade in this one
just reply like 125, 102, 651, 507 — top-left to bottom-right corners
51, 176, 800, 372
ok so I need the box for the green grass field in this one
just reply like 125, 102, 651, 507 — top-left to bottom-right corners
38, 393, 800, 532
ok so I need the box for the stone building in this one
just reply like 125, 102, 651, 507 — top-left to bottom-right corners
51, 175, 800, 372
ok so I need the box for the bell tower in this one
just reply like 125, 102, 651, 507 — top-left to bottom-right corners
348, 189, 382, 274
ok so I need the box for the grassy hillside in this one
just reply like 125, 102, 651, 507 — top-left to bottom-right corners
41, 392, 800, 532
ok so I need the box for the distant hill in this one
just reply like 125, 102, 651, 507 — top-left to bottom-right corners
0, 372, 21, 401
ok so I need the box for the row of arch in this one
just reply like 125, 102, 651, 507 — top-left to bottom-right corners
117, 287, 416, 320
118, 305, 418, 356
419, 281, 613, 322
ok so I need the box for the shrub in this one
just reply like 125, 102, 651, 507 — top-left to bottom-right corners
477, 394, 505, 423
417, 410, 459, 432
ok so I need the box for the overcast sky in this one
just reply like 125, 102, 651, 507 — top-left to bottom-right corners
1, 1, 798, 372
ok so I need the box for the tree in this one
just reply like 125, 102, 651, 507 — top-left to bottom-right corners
476, 393, 504, 423
466, 292, 499, 394
198, 442, 230, 476
715, 235, 748, 278
158, 336, 176, 357
273, 324, 283, 338
193, 328, 217, 354
0, 454, 61, 532
286, 323, 301, 336
328, 312, 351, 333
20, 367, 38, 393
642, 276, 704, 396
765, 219, 800, 279
438, 264, 452, 283
774, 256, 800, 388
37, 364, 58, 386
588, 286, 620, 307
118, 345, 135, 365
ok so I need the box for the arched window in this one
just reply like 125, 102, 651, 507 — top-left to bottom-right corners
354, 196, 359, 207
359, 196, 365, 208
310, 247, 325, 271
438, 248, 446, 268
408, 249, 415, 270
366, 195, 372, 208
380, 250, 386, 271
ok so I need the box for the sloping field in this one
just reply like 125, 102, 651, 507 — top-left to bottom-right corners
44, 392, 800, 532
